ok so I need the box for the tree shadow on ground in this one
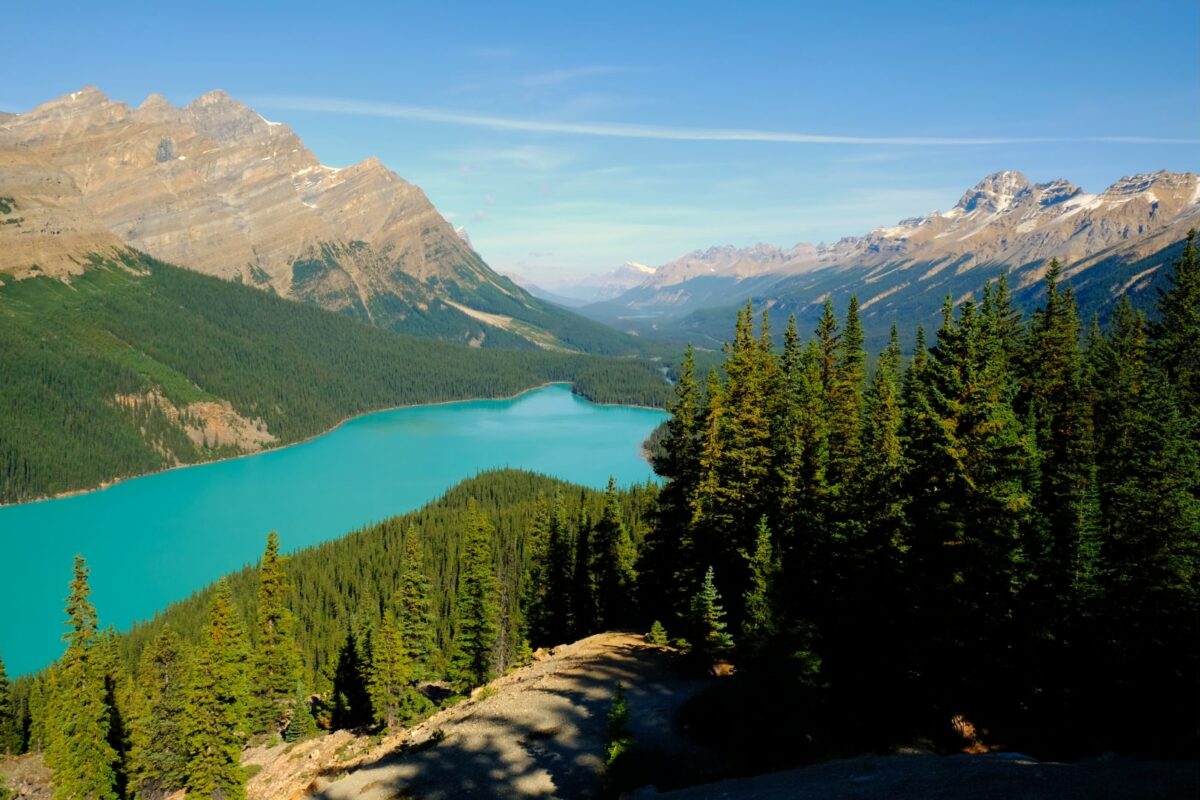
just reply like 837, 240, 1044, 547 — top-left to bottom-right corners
309, 638, 723, 800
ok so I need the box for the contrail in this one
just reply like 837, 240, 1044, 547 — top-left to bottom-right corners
248, 95, 1200, 146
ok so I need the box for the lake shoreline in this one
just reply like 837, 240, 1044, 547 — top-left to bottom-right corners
3, 381, 664, 510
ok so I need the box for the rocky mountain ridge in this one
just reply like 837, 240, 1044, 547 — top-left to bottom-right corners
0, 87, 633, 351
582, 170, 1199, 342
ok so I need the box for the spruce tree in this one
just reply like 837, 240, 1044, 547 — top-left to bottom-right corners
591, 477, 637, 629
688, 567, 734, 666
47, 556, 118, 800
740, 518, 776, 659
542, 493, 576, 645
571, 510, 597, 637
710, 305, 778, 624
449, 501, 501, 691
284, 682, 317, 743
396, 530, 438, 680
828, 295, 866, 494
96, 628, 131, 799
250, 532, 301, 734
1020, 260, 1097, 615
183, 580, 250, 800
330, 629, 372, 729
1150, 229, 1200, 414
0, 653, 17, 755
368, 609, 410, 729
640, 346, 700, 630
522, 499, 553, 646
128, 627, 189, 799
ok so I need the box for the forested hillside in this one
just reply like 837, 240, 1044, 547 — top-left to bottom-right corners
0, 469, 659, 799
0, 234, 1194, 800
0, 252, 671, 504
636, 231, 1199, 761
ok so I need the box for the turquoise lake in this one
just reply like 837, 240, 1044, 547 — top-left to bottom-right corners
0, 384, 667, 675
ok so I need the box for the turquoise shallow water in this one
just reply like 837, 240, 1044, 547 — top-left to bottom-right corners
0, 384, 666, 675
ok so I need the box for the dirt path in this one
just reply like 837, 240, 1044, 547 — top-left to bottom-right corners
305, 632, 718, 800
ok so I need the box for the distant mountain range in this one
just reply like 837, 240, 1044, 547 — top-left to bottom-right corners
0, 87, 642, 354
510, 261, 657, 306
575, 170, 1200, 347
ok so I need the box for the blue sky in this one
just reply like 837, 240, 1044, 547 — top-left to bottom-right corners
7, 1, 1198, 281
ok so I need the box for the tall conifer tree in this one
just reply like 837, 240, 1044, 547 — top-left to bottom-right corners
449, 501, 502, 691
47, 556, 118, 800
129, 627, 189, 799
0, 653, 17, 755
396, 530, 438, 680
591, 477, 637, 629
1150, 229, 1200, 415
250, 532, 301, 734
183, 581, 250, 800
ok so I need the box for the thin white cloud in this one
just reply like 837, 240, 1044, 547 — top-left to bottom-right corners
249, 95, 1200, 145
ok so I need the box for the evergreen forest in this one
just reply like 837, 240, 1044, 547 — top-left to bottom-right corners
0, 252, 672, 505
0, 233, 1195, 798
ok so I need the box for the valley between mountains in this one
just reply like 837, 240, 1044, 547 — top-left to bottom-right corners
0, 75, 1196, 800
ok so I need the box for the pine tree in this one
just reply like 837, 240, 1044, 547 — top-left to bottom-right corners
1150, 229, 1200, 414
571, 510, 597, 636
828, 295, 866, 494
542, 493, 576, 645
1091, 297, 1199, 717
96, 628, 131, 799
128, 627, 189, 799
330, 629, 372, 729
183, 580, 250, 800
368, 609, 410, 729
0, 653, 18, 755
707, 305, 778, 626
858, 323, 906, 543
283, 682, 317, 743
26, 674, 48, 754
250, 532, 301, 734
591, 477, 637, 629
740, 517, 777, 659
904, 299, 1031, 705
1020, 259, 1097, 615
449, 501, 502, 691
521, 499, 553, 646
396, 530, 438, 680
640, 346, 700, 629
47, 555, 118, 800
688, 567, 734, 666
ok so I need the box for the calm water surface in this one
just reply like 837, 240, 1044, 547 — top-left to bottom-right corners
0, 384, 666, 674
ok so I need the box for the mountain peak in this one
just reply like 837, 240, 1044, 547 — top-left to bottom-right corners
67, 86, 109, 104
956, 170, 1032, 213
187, 89, 234, 107
138, 93, 172, 112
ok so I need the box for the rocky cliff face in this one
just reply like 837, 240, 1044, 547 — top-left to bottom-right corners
0, 87, 547, 344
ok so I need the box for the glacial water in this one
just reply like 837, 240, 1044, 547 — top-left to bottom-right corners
0, 384, 667, 675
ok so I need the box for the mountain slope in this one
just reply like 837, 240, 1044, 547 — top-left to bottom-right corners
0, 251, 670, 505
581, 170, 1200, 345
0, 88, 642, 353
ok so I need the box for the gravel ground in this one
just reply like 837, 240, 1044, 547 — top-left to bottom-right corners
307, 632, 717, 800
